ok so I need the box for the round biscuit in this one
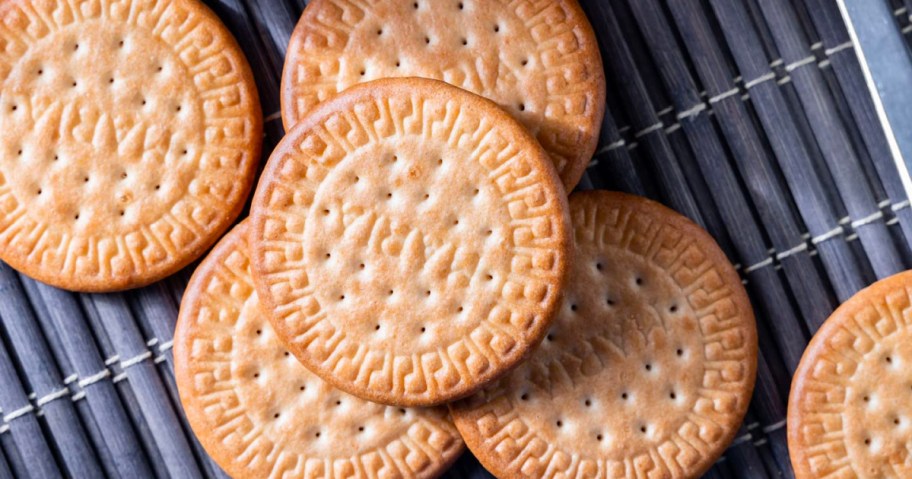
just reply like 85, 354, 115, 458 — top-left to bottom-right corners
249, 77, 571, 406
450, 190, 758, 479
281, 0, 605, 190
0, 0, 262, 291
788, 270, 912, 478
175, 220, 464, 479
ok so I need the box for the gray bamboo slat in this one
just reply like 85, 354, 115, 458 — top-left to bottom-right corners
0, 336, 60, 478
589, 109, 647, 196
0, 265, 100, 477
709, 0, 870, 302
82, 293, 203, 478
0, 434, 24, 479
0, 444, 11, 479
754, 0, 906, 279
20, 278, 153, 479
802, 0, 912, 247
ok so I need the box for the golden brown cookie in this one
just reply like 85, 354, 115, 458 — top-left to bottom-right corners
788, 270, 912, 478
281, 0, 604, 190
175, 221, 464, 479
0, 0, 261, 292
249, 77, 571, 407
450, 190, 758, 479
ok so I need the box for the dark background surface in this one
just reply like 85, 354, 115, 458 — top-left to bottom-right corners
1, 0, 911, 478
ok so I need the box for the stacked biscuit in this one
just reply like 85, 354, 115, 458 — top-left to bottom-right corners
0, 0, 759, 478
174, 2, 759, 478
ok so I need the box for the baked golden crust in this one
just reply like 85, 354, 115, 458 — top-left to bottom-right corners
789, 270, 912, 479
175, 220, 464, 479
451, 190, 758, 479
0, 0, 261, 291
249, 77, 571, 407
281, 0, 605, 190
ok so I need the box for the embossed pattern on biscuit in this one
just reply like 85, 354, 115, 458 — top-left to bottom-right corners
250, 78, 571, 406
174, 221, 464, 479
450, 191, 757, 479
788, 270, 912, 479
0, 0, 261, 291
282, 0, 605, 190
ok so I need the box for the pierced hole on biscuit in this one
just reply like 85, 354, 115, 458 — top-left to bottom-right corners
640, 425, 648, 434
556, 420, 562, 427
338, 294, 345, 300
253, 372, 260, 378
255, 329, 262, 335
359, 263, 365, 269
636, 277, 644, 286
36, 189, 41, 195
886, 356, 893, 364
621, 392, 628, 400
895, 418, 901, 425
108, 77, 114, 84
596, 434, 603, 441
83, 176, 89, 183
518, 103, 526, 111
458, 2, 464, 9
461, 38, 468, 46
375, 324, 381, 331
606, 298, 615, 306
377, 29, 383, 35
388, 289, 394, 296
521, 59, 529, 66
359, 69, 365, 76
154, 184, 160, 190
181, 149, 188, 155
676, 348, 684, 357
596, 262, 603, 271
670, 305, 678, 313
323, 209, 330, 215
453, 219, 459, 225
485, 274, 493, 281
584, 399, 591, 407
413, 1, 418, 8
386, 192, 392, 198
358, 426, 364, 432
315, 432, 321, 438
176, 105, 182, 112
520, 393, 529, 401
425, 290, 431, 296
645, 363, 652, 371
141, 99, 146, 105
423, 193, 430, 200
399, 408, 407, 415
457, 306, 464, 312
118, 40, 124, 47
37, 69, 43, 75
864, 395, 870, 402
669, 391, 677, 400
473, 188, 480, 195
395, 60, 401, 67
72, 81, 77, 87
494, 24, 500, 33
325, 253, 331, 258
16, 149, 22, 156
273, 413, 280, 419
424, 36, 430, 44
120, 172, 127, 179
335, 400, 341, 406
119, 210, 125, 216
570, 304, 578, 312
74, 213, 80, 220
10, 105, 16, 111
485, 229, 493, 236
437, 158, 443, 165
157, 66, 163, 72
73, 43, 79, 51
299, 385, 306, 391
354, 176, 360, 183
864, 438, 871, 445
420, 326, 426, 333
546, 334, 554, 342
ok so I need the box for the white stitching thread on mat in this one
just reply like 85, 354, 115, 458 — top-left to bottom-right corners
120, 351, 152, 369
634, 122, 664, 138
264, 111, 281, 123
775, 242, 808, 261
784, 55, 817, 73
851, 211, 884, 229
763, 419, 787, 434
35, 388, 70, 407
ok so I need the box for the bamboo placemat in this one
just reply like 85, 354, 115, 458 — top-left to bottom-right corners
0, 0, 908, 477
